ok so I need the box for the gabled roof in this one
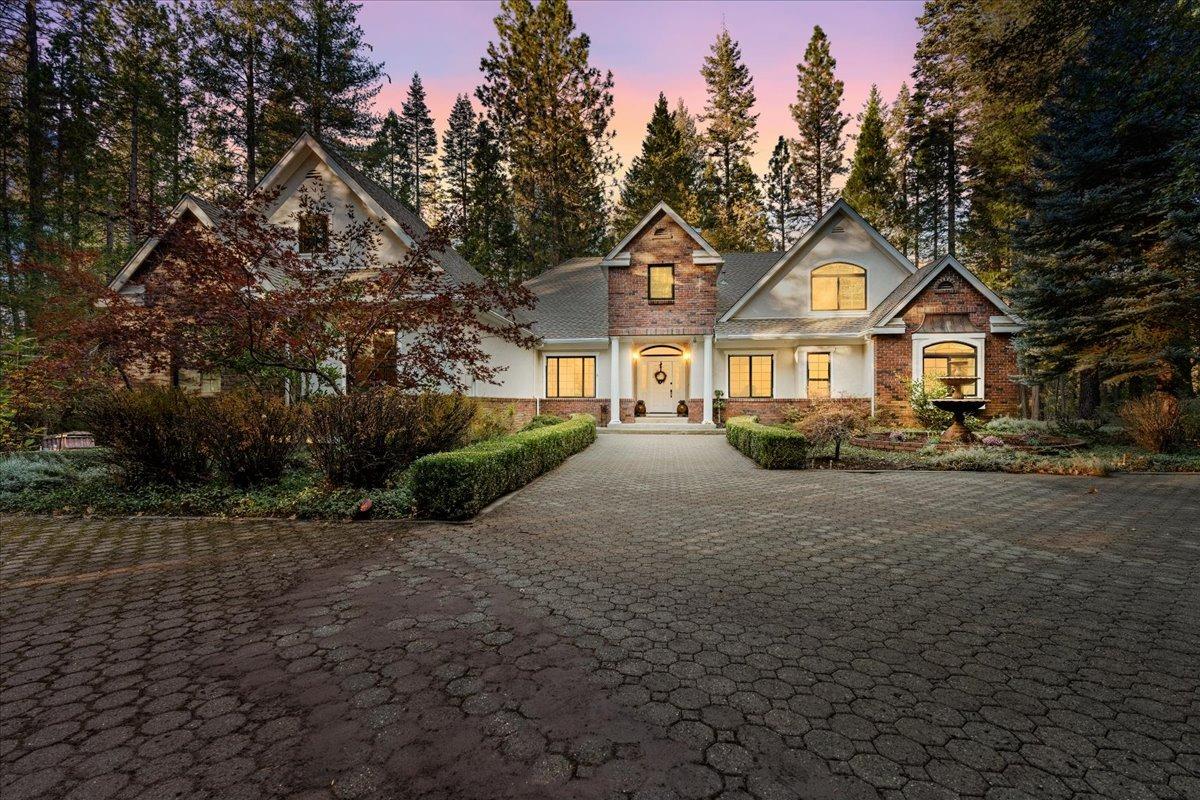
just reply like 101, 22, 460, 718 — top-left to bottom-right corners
260, 132, 487, 288
108, 194, 222, 293
715, 316, 869, 338
866, 254, 1024, 332
717, 252, 783, 316
719, 199, 917, 321
602, 201, 723, 267
522, 257, 607, 340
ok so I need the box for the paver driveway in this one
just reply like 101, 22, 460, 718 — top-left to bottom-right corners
2, 435, 1198, 800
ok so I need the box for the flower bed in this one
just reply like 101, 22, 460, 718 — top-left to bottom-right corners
851, 430, 1086, 453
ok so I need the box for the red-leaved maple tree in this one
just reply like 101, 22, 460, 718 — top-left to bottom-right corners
24, 188, 538, 397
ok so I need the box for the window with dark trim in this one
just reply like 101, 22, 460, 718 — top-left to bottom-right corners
298, 212, 330, 254
728, 355, 773, 398
807, 352, 831, 399
922, 341, 978, 397
546, 356, 596, 398
811, 263, 866, 310
647, 264, 675, 301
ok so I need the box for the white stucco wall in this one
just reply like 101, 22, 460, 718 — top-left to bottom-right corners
712, 343, 869, 399
735, 209, 912, 320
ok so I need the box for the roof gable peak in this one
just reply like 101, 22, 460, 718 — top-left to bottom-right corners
602, 201, 722, 267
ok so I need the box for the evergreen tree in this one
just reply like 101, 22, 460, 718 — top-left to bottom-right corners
460, 119, 519, 282
615, 92, 697, 232
698, 27, 766, 250
190, 0, 292, 193
885, 82, 915, 261
439, 94, 476, 238
762, 137, 796, 251
1013, 0, 1200, 391
791, 25, 848, 224
399, 73, 437, 217
842, 85, 895, 231
274, 0, 382, 146
478, 0, 615, 277
672, 98, 703, 181
366, 110, 404, 199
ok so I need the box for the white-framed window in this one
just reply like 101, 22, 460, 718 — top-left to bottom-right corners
546, 355, 596, 398
911, 333, 987, 398
728, 354, 773, 398
806, 352, 831, 399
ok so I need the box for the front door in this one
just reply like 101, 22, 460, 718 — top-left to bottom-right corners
641, 357, 679, 413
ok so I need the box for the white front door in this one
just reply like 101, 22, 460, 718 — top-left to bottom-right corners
641, 357, 680, 413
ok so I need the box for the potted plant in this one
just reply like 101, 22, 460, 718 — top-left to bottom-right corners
713, 390, 727, 426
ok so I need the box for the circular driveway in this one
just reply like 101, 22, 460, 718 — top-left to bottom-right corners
2, 435, 1198, 799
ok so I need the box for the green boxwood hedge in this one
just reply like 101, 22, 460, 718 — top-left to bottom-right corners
408, 413, 597, 520
726, 415, 809, 469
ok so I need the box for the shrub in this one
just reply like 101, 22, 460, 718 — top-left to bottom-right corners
520, 414, 565, 432
726, 416, 809, 469
469, 403, 516, 442
924, 447, 1016, 471
0, 449, 110, 494
899, 377, 954, 430
981, 435, 1005, 447
793, 402, 870, 460
1120, 392, 1182, 453
202, 392, 306, 488
307, 390, 477, 488
84, 388, 209, 485
1180, 398, 1200, 444
409, 414, 596, 520
983, 416, 1053, 434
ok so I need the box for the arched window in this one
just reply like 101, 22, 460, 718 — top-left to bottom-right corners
811, 263, 866, 310
639, 344, 683, 357
922, 341, 978, 397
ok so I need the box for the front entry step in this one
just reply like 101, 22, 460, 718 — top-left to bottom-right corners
600, 422, 723, 435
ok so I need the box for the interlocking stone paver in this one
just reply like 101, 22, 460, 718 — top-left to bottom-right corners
2, 434, 1198, 799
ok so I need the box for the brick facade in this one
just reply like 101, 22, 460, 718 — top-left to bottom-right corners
872, 270, 1020, 422
608, 212, 717, 336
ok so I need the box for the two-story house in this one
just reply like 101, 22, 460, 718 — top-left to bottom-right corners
109, 133, 1026, 424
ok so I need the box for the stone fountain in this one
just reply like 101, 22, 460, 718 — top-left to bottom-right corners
931, 376, 986, 444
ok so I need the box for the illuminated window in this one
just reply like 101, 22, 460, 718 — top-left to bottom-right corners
648, 265, 675, 301
546, 356, 596, 398
922, 341, 978, 397
728, 355, 773, 398
811, 263, 866, 310
298, 212, 329, 254
807, 353, 831, 399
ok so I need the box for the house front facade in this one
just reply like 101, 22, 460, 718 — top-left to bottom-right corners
110, 134, 1026, 425
487, 200, 1025, 426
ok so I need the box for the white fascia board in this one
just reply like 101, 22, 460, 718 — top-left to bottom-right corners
868, 323, 907, 335
720, 198, 917, 323
693, 252, 725, 266
106, 196, 218, 293
717, 332, 865, 341
600, 253, 631, 268
602, 200, 719, 263
540, 337, 609, 345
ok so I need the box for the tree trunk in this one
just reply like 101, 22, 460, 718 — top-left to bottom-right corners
1078, 369, 1101, 420
24, 0, 45, 257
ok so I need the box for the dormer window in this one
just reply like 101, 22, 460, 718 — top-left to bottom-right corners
811, 263, 866, 311
298, 212, 329, 254
648, 264, 675, 301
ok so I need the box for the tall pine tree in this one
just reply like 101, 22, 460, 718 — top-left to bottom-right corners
762, 137, 796, 251
274, 0, 382, 147
478, 0, 615, 278
460, 119, 519, 282
1013, 0, 1200, 392
842, 85, 895, 231
791, 25, 848, 224
366, 110, 404, 199
439, 94, 476, 238
885, 82, 915, 261
615, 93, 697, 232
399, 73, 437, 217
698, 27, 765, 250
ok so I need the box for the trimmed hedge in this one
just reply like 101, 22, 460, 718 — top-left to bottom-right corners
726, 415, 809, 469
408, 414, 596, 520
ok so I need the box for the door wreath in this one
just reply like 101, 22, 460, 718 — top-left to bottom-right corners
653, 362, 668, 384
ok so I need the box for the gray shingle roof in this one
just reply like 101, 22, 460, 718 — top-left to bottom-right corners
522, 257, 607, 339
716, 252, 783, 316
866, 265, 934, 328
715, 316, 869, 337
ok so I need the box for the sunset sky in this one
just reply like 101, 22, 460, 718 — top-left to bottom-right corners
358, 0, 924, 178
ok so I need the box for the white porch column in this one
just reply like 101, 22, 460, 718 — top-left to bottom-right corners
609, 336, 622, 425
702, 334, 714, 424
